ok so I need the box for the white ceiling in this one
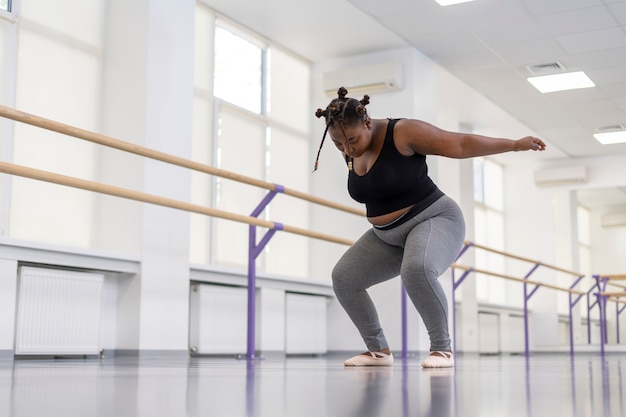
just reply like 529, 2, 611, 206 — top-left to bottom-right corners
201, 0, 626, 209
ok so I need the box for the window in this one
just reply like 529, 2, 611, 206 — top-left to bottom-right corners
0, 0, 10, 12
213, 26, 263, 114
473, 158, 505, 304
192, 12, 310, 279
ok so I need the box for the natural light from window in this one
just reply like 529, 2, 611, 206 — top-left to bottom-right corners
0, 0, 10, 12
214, 26, 263, 114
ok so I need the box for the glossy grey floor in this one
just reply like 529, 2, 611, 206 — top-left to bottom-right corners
1, 352, 625, 417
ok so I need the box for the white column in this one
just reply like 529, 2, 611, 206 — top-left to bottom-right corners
101, 0, 196, 351
434, 156, 479, 352
0, 259, 18, 353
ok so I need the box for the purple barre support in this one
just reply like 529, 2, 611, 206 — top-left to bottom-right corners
587, 275, 603, 344
451, 267, 473, 354
522, 264, 541, 358
401, 284, 408, 359
617, 302, 626, 344
568, 275, 585, 356
246, 185, 285, 360
598, 293, 606, 356
597, 276, 609, 356
449, 242, 472, 354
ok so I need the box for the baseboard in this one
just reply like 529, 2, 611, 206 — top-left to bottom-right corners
105, 349, 190, 358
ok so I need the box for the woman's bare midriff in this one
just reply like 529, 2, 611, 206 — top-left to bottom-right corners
367, 204, 415, 227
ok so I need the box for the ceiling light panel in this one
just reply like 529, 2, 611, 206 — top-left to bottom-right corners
527, 71, 595, 93
594, 131, 626, 145
435, 0, 476, 6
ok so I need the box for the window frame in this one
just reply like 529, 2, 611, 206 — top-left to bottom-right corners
0, 0, 16, 22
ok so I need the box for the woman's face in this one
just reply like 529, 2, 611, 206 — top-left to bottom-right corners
328, 119, 371, 159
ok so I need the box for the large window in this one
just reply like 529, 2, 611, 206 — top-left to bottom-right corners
192, 10, 311, 279
474, 157, 505, 304
7, 0, 103, 247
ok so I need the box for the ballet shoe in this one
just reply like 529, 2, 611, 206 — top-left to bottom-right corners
421, 351, 454, 368
344, 351, 394, 366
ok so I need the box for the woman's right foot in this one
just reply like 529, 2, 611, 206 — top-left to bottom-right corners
421, 351, 454, 368
344, 351, 394, 366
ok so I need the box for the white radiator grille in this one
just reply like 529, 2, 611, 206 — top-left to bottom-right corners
189, 284, 247, 354
15, 266, 104, 355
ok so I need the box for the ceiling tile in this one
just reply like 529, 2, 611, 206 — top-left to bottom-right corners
572, 47, 626, 70
348, 0, 437, 18
523, 0, 605, 15
587, 65, 626, 84
600, 82, 626, 98
378, 9, 463, 39
489, 38, 569, 68
471, 16, 550, 44
556, 98, 621, 118
557, 27, 626, 53
614, 97, 626, 111
535, 6, 618, 36
608, 3, 626, 25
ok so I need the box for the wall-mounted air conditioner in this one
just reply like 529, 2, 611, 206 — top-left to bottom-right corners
534, 165, 588, 186
322, 62, 403, 97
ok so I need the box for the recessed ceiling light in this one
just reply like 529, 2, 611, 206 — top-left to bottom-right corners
594, 130, 626, 145
435, 0, 476, 5
527, 71, 595, 93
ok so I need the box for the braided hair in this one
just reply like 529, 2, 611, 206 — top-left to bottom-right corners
313, 87, 370, 172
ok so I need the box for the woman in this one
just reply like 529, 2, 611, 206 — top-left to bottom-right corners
314, 87, 546, 368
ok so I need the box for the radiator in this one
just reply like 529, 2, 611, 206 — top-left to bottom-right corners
285, 293, 327, 354
15, 266, 104, 355
189, 284, 248, 354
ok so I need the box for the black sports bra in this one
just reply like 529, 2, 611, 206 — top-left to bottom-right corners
348, 118, 443, 217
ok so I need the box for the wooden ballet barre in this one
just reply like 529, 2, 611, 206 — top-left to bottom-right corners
0, 105, 366, 217
598, 274, 626, 281
451, 263, 585, 295
0, 161, 355, 247
606, 282, 626, 292
597, 292, 626, 304
465, 241, 581, 277
599, 292, 626, 297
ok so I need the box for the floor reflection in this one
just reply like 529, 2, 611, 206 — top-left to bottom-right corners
0, 352, 625, 417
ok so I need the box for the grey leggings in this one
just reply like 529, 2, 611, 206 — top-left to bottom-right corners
332, 195, 466, 352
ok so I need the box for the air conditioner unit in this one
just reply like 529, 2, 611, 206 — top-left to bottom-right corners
533, 165, 588, 186
601, 212, 626, 227
322, 62, 403, 97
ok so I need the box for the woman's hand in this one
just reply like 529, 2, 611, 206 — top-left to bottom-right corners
516, 136, 546, 151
